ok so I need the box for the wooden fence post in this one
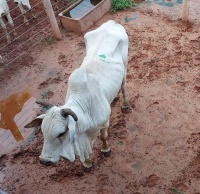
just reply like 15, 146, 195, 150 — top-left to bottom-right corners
42, 0, 62, 40
182, 0, 188, 22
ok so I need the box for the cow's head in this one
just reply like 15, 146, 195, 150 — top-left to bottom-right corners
24, 100, 78, 166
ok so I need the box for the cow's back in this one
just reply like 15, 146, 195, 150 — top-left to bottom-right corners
81, 20, 128, 104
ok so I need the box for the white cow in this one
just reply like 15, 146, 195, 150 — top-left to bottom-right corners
25, 20, 130, 170
0, 0, 17, 43
14, 0, 35, 24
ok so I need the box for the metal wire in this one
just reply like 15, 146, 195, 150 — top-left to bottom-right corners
1, 17, 49, 59
0, 0, 70, 41
5, 3, 22, 15
11, 1, 43, 22
0, 14, 48, 51
0, 0, 70, 32
0, 0, 43, 30
1, 25, 51, 70
0, 1, 42, 28
51, 0, 69, 7
0, 0, 93, 72
53, 1, 84, 16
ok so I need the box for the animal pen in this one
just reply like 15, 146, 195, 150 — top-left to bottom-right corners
0, 0, 112, 73
0, 0, 64, 71
0, 0, 65, 152
0, 0, 195, 163
0, 0, 191, 75
0, 0, 111, 152
1, 0, 200, 193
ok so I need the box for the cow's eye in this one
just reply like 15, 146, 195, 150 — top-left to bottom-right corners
57, 132, 65, 138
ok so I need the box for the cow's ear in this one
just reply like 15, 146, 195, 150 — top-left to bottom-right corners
24, 114, 45, 128
24, 118, 42, 128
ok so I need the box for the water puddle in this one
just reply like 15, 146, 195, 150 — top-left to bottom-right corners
131, 162, 142, 169
125, 14, 138, 22
0, 91, 38, 154
63, 0, 102, 18
145, 0, 183, 7
0, 91, 31, 141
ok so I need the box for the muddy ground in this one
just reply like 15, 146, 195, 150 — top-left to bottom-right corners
0, 1, 200, 194
0, 0, 68, 73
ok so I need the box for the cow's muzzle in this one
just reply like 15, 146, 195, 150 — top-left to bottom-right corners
39, 159, 54, 166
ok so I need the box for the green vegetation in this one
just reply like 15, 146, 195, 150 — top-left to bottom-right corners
171, 187, 184, 194
45, 37, 55, 45
111, 0, 133, 13
68, 0, 78, 5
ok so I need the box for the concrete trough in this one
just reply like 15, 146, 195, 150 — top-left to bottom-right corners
59, 0, 111, 33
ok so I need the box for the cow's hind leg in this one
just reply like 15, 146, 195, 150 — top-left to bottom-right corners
18, 4, 29, 24
100, 122, 111, 157
0, 18, 11, 43
6, 14, 17, 37
121, 76, 130, 110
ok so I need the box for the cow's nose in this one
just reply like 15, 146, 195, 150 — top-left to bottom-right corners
39, 159, 53, 166
15, 2, 18, 4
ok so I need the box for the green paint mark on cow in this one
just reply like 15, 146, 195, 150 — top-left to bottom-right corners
99, 54, 106, 59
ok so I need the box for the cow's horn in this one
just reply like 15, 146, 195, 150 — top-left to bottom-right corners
36, 100, 54, 109
60, 109, 78, 121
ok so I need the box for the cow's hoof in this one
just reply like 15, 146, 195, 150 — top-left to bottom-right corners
82, 159, 93, 172
82, 165, 93, 172
102, 150, 111, 157
121, 105, 131, 113
121, 104, 130, 109
40, 159, 54, 166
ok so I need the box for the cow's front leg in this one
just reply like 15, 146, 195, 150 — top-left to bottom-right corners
100, 122, 111, 157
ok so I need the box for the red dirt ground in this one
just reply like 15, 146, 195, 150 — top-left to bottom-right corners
0, 1, 200, 194
0, 0, 68, 74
